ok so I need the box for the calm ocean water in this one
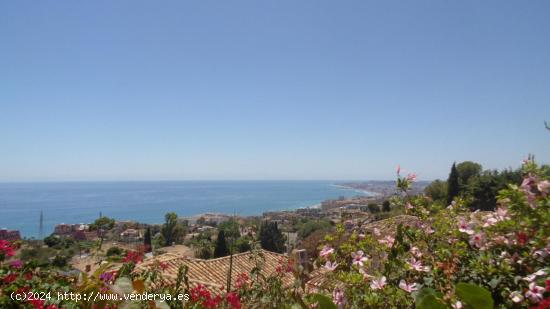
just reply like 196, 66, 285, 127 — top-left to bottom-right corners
0, 181, 369, 238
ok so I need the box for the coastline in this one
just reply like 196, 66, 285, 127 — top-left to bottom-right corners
1, 180, 372, 238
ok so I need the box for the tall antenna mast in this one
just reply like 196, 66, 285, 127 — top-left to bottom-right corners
39, 210, 44, 238
226, 209, 237, 292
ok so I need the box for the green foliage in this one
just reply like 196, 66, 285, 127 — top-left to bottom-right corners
195, 241, 212, 259
89, 216, 115, 231
236, 236, 252, 253
106, 246, 123, 257
296, 219, 332, 239
424, 180, 447, 202
218, 219, 241, 239
456, 161, 482, 188
466, 169, 522, 211
51, 254, 69, 267
310, 293, 337, 309
43, 234, 61, 247
161, 212, 185, 246
415, 288, 446, 309
214, 230, 229, 257
447, 162, 460, 205
455, 283, 493, 309
143, 226, 152, 253
259, 221, 286, 253
368, 203, 380, 213
382, 200, 391, 212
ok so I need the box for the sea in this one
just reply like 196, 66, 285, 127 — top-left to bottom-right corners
0, 181, 372, 239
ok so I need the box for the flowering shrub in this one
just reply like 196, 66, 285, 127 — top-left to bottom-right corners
313, 161, 550, 308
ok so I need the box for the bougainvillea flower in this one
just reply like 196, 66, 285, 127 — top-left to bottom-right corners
10, 259, 23, 269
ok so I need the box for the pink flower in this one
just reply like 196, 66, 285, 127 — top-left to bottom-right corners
495, 207, 510, 221
351, 250, 368, 267
405, 202, 414, 210
332, 288, 346, 309
538, 180, 550, 195
324, 261, 338, 271
406, 173, 417, 182
421, 224, 435, 234
525, 282, 545, 302
533, 245, 550, 259
396, 165, 401, 175
398, 280, 418, 293
99, 271, 115, 283
458, 218, 475, 235
410, 246, 422, 258
319, 245, 334, 257
369, 276, 386, 290
10, 259, 23, 269
469, 232, 486, 249
523, 269, 546, 282
451, 301, 463, 309
0, 240, 16, 257
407, 257, 430, 272
521, 175, 536, 191
378, 235, 395, 247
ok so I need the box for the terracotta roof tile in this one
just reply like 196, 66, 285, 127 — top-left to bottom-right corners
135, 249, 294, 294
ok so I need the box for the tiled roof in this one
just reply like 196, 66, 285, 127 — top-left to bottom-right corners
134, 249, 294, 295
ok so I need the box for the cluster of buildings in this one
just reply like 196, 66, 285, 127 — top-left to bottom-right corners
52, 220, 146, 243
53, 223, 98, 241
0, 228, 21, 241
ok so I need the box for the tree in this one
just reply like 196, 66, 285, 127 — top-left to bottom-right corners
161, 212, 181, 246
196, 241, 212, 259
43, 235, 60, 248
218, 220, 240, 239
382, 200, 391, 212
106, 246, 123, 257
297, 219, 332, 239
466, 168, 522, 211
259, 221, 285, 253
144, 227, 152, 253
425, 180, 448, 202
89, 216, 115, 231
235, 237, 251, 253
367, 203, 380, 213
447, 163, 460, 205
456, 161, 482, 188
214, 230, 229, 258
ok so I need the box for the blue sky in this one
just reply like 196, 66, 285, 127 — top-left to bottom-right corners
1, 1, 549, 181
